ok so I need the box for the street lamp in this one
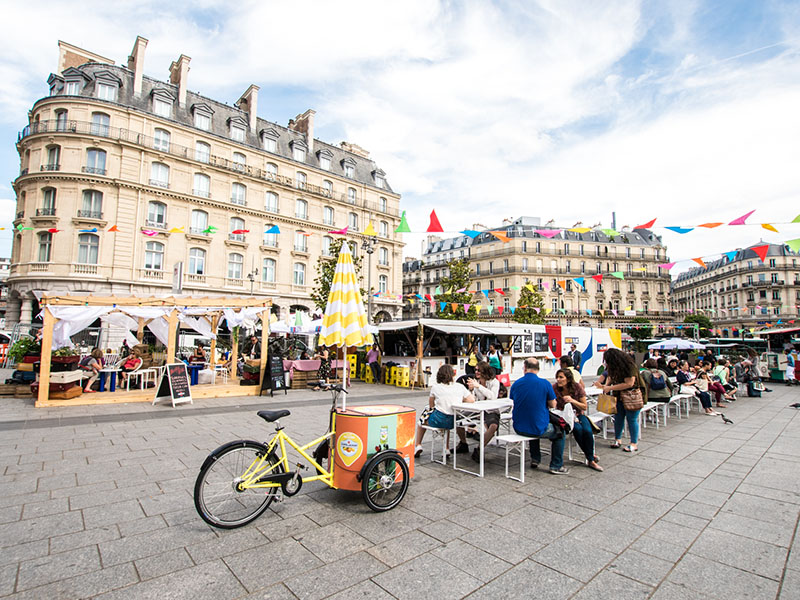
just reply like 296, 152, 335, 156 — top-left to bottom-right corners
362, 237, 376, 323
247, 268, 259, 295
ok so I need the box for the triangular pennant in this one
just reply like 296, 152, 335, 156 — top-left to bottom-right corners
78, 228, 98, 233
427, 210, 444, 232
439, 302, 447, 311
329, 226, 349, 235
785, 238, 800, 252
557, 280, 567, 290
611, 271, 625, 279
728, 210, 755, 225
751, 244, 769, 262
634, 218, 656, 230
692, 258, 706, 268
265, 225, 281, 234
451, 303, 459, 313
460, 229, 481, 238
723, 251, 737, 261
231, 229, 249, 234
591, 274, 603, 283
488, 230, 511, 243
533, 307, 541, 313
510, 307, 516, 315
363, 222, 377, 236
108, 225, 120, 232
456, 287, 466, 293
537, 229, 561, 238
482, 290, 490, 299
464, 304, 471, 312
698, 222, 723, 228
47, 228, 60, 233
601, 228, 619, 237
526, 284, 535, 292
497, 307, 504, 315
202, 226, 217, 234
169, 227, 185, 233
446, 287, 453, 295
395, 211, 411, 233
542, 282, 550, 290
568, 227, 591, 233
573, 277, 585, 289
486, 305, 493, 315
494, 288, 505, 296
587, 309, 593, 315
611, 309, 618, 316
559, 308, 566, 315
545, 308, 552, 315
142, 230, 158, 237
657, 262, 675, 270
761, 224, 778, 233
665, 226, 693, 234
435, 286, 442, 295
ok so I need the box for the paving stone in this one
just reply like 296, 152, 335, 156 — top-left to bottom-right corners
99, 523, 217, 566
689, 528, 788, 580
324, 579, 395, 600
531, 536, 615, 582
367, 529, 442, 568
237, 583, 302, 599
721, 491, 800, 525
17, 546, 101, 591
0, 490, 52, 510
464, 558, 581, 599
0, 539, 49, 567
8, 563, 139, 600
293, 521, 372, 563
0, 504, 21, 525
134, 547, 195, 580
223, 537, 322, 592
138, 490, 192, 517
779, 567, 800, 599
117, 515, 168, 537
609, 548, 674, 587
736, 483, 800, 505
532, 495, 598, 521
569, 514, 646, 554
683, 487, 731, 507
284, 551, 386, 600
82, 499, 146, 528
421, 518, 471, 542
659, 509, 710, 530
667, 552, 779, 599
342, 505, 431, 543
20, 497, 70, 519
50, 525, 120, 554
0, 562, 16, 596
35, 472, 77, 492
68, 483, 162, 511
257, 514, 319, 541
459, 525, 544, 564
0, 510, 84, 546
433, 538, 513, 582
708, 510, 795, 547
373, 553, 482, 600
571, 569, 653, 600
186, 527, 269, 564
649, 580, 715, 599
494, 504, 582, 544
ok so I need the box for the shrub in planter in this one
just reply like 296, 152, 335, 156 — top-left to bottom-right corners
8, 338, 41, 363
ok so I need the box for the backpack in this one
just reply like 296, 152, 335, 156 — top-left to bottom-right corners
649, 369, 666, 391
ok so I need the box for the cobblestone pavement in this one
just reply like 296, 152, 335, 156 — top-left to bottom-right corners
0, 381, 798, 599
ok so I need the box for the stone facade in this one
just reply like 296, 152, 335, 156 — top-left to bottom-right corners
8, 37, 403, 328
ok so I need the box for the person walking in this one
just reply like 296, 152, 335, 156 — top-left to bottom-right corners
366, 344, 382, 384
510, 358, 569, 474
784, 349, 795, 386
553, 368, 602, 472
601, 349, 643, 453
487, 344, 503, 374
568, 344, 582, 371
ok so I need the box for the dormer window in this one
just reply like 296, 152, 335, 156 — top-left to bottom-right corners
373, 168, 386, 189
48, 74, 64, 96
192, 103, 214, 131
227, 116, 248, 142
291, 140, 307, 163
65, 80, 81, 95
342, 157, 356, 178
151, 89, 175, 118
260, 128, 279, 153
317, 149, 333, 171
93, 71, 122, 102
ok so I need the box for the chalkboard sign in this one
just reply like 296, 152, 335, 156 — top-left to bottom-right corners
153, 363, 194, 407
260, 354, 287, 397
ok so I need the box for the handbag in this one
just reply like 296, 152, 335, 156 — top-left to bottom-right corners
620, 387, 644, 411
597, 393, 617, 415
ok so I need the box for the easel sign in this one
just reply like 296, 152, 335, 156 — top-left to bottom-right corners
260, 354, 287, 397
409, 360, 419, 390
153, 363, 194, 407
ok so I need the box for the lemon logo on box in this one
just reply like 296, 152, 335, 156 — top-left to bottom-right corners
337, 432, 363, 467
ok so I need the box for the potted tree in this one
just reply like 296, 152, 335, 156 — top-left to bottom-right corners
8, 338, 41, 364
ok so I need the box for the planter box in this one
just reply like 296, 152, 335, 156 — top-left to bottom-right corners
21, 355, 41, 364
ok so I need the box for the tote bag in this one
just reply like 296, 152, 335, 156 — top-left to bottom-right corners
597, 393, 617, 415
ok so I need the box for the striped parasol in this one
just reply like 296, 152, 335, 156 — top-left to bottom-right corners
319, 242, 373, 349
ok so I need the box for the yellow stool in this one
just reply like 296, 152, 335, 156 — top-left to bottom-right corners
395, 366, 410, 388
364, 366, 374, 384
384, 366, 397, 385
359, 364, 366, 380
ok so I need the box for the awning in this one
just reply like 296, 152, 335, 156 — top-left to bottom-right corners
754, 327, 800, 337
377, 318, 531, 337
425, 323, 496, 336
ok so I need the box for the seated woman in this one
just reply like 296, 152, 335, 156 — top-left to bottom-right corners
189, 345, 207, 364
79, 348, 104, 393
554, 368, 602, 472
466, 362, 501, 463
691, 370, 719, 415
415, 364, 475, 457
640, 359, 673, 403
119, 349, 143, 387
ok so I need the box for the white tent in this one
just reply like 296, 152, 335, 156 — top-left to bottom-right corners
648, 338, 705, 350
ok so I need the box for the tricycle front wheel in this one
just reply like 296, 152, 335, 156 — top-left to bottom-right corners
361, 452, 409, 512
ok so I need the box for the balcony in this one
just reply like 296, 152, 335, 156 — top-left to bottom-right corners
185, 273, 207, 285
149, 179, 170, 189
41, 163, 60, 171
228, 233, 246, 242
29, 262, 50, 273
82, 166, 107, 175
76, 210, 103, 220
36, 208, 56, 217
225, 278, 244, 288
139, 269, 165, 280
231, 197, 247, 206
189, 227, 210, 236
265, 206, 280, 214
145, 220, 167, 230
71, 263, 99, 275
193, 188, 211, 198
293, 244, 309, 253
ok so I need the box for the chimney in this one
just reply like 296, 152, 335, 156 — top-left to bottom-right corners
235, 84, 259, 132
288, 109, 315, 154
126, 36, 148, 96
169, 54, 191, 106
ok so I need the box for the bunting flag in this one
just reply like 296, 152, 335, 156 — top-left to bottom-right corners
538, 229, 561, 238
297, 230, 312, 237
108, 225, 120, 232
723, 251, 737, 261
698, 222, 723, 228
329, 226, 348, 235
494, 288, 505, 295
569, 227, 591, 233
611, 271, 625, 279
460, 230, 481, 238
456, 287, 466, 293
601, 228, 619, 237
510, 307, 516, 315
395, 211, 411, 233
526, 283, 535, 292
785, 239, 800, 252
451, 303, 458, 312
497, 307, 504, 315
635, 218, 656, 229
545, 308, 552, 315
489, 230, 511, 243
587, 309, 593, 315
557, 280, 567, 290
657, 263, 676, 270
202, 226, 217, 234
141, 230, 158, 236
427, 210, 444, 232
761, 224, 778, 233
752, 244, 769, 262
439, 302, 446, 311
591, 274, 603, 283
482, 290, 490, 299
78, 228, 98, 233
542, 282, 550, 290
363, 222, 377, 236
729, 210, 755, 225
486, 305, 493, 315
47, 228, 60, 233
611, 309, 618, 316
18, 226, 33, 231
665, 226, 693, 234
533, 307, 541, 313
574, 277, 585, 288
464, 304, 471, 312
231, 229, 250, 234
169, 227, 184, 233
692, 258, 706, 268
264, 225, 280, 234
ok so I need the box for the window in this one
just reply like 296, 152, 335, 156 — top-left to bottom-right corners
78, 234, 99, 264
144, 241, 164, 270
195, 141, 210, 163
265, 163, 278, 180
228, 253, 243, 279
580, 261, 586, 274
262, 135, 277, 153
232, 152, 246, 171
476, 264, 481, 276
262, 258, 276, 283
193, 173, 210, 197
566, 260, 571, 273
231, 183, 246, 205
229, 217, 245, 241
295, 199, 308, 219
294, 231, 307, 252
293, 263, 306, 285
322, 180, 333, 196
263, 191, 279, 213
379, 247, 389, 266
147, 201, 166, 228
322, 236, 333, 256
375, 173, 385, 189
379, 274, 388, 294
489, 279, 494, 290
347, 188, 357, 204
565, 244, 570, 255
344, 163, 355, 178
65, 80, 81, 95
80, 190, 102, 218
522, 241, 527, 252
319, 154, 331, 170
293, 144, 306, 162
153, 128, 170, 152
626, 247, 631, 258
194, 111, 210, 130
323, 206, 334, 226
536, 242, 541, 253
190, 210, 208, 234
769, 258, 776, 267
523, 258, 528, 272
37, 232, 52, 262
296, 171, 307, 190
349, 241, 359, 257
263, 229, 278, 247
153, 97, 171, 118
579, 244, 584, 256
771, 273, 779, 283
189, 248, 206, 275
45, 145, 60, 169
490, 262, 495, 275
96, 82, 117, 101
380, 221, 388, 237
85, 149, 106, 175
42, 187, 56, 213
55, 110, 68, 131
149, 162, 169, 187
230, 125, 245, 142
379, 197, 387, 212
349, 212, 359, 231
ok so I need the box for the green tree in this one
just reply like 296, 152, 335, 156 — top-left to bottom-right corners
310, 238, 364, 312
683, 314, 712, 337
513, 281, 546, 324
434, 259, 478, 320
629, 317, 653, 348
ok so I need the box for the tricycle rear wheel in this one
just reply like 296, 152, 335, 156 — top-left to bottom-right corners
361, 452, 409, 512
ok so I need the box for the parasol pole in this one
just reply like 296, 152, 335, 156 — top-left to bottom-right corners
341, 344, 347, 410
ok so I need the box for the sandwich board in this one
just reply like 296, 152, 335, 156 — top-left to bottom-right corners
153, 363, 194, 407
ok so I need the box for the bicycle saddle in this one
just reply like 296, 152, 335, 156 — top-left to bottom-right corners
257, 409, 291, 422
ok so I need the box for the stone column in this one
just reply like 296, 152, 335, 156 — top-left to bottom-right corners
19, 297, 33, 325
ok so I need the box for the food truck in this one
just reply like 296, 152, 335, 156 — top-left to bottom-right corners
376, 318, 622, 385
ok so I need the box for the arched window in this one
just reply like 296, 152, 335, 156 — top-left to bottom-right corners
80, 190, 103, 219
77, 234, 99, 264
322, 180, 333, 196
233, 152, 246, 168
144, 241, 164, 270
379, 274, 388, 294
348, 241, 359, 257
190, 210, 208, 234
37, 232, 52, 262
263, 228, 278, 247
296, 171, 307, 190
322, 236, 333, 256
195, 141, 210, 163
229, 217, 245, 241
379, 247, 389, 266
349, 212, 359, 231
265, 191, 279, 213
379, 197, 387, 212
153, 128, 170, 152
323, 206, 334, 226
294, 231, 307, 252
228, 253, 244, 279
85, 149, 107, 175
231, 182, 246, 205
193, 173, 210, 197
189, 248, 206, 275
149, 162, 169, 187
380, 221, 388, 237
295, 199, 308, 219
265, 163, 278, 180
147, 201, 166, 228
347, 188, 357, 204
55, 110, 68, 132
262, 258, 276, 283
293, 263, 306, 285
90, 112, 110, 136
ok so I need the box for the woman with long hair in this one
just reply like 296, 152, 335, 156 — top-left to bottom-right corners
601, 348, 642, 453
553, 368, 602, 471
415, 364, 475, 457
312, 345, 331, 390
466, 361, 500, 462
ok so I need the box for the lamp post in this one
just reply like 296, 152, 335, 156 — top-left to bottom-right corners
247, 268, 259, 295
362, 237, 376, 323
557, 286, 564, 327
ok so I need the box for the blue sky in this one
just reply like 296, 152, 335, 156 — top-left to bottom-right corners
1, 0, 799, 272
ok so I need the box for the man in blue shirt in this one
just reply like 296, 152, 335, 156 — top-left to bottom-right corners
510, 357, 569, 474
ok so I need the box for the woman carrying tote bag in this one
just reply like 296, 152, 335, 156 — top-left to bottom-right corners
601, 349, 644, 453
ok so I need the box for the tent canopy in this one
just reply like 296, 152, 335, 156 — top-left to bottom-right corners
648, 338, 705, 350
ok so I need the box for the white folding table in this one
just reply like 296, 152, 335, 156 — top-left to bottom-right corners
451, 399, 513, 478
